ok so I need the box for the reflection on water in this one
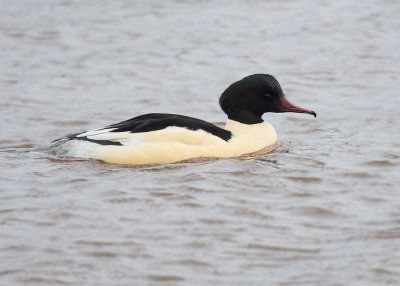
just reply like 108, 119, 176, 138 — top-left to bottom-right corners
1, 0, 400, 285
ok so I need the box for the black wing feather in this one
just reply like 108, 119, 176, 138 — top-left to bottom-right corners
107, 113, 232, 142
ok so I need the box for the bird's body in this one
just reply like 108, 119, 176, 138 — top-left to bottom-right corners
53, 117, 277, 165
51, 74, 316, 165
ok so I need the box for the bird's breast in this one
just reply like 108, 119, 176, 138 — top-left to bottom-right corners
224, 120, 277, 156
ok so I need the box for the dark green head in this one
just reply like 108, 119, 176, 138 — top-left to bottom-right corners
219, 74, 316, 124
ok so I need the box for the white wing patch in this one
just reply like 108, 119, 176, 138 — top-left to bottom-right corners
76, 128, 116, 137
70, 125, 229, 149
86, 131, 130, 141
74, 127, 144, 146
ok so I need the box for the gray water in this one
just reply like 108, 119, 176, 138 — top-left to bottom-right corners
1, 0, 400, 285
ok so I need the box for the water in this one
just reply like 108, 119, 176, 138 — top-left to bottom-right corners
1, 0, 400, 285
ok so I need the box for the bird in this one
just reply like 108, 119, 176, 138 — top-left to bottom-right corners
51, 74, 316, 165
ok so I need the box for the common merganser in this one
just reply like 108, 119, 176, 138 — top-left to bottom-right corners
51, 74, 316, 165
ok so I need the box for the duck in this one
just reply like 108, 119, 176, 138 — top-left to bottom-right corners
51, 74, 316, 165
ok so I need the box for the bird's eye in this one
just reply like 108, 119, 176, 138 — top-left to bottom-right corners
265, 94, 272, 101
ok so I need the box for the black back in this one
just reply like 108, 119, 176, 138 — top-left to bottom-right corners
106, 113, 232, 141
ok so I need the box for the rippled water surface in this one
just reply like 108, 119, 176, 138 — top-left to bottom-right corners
1, 0, 400, 285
